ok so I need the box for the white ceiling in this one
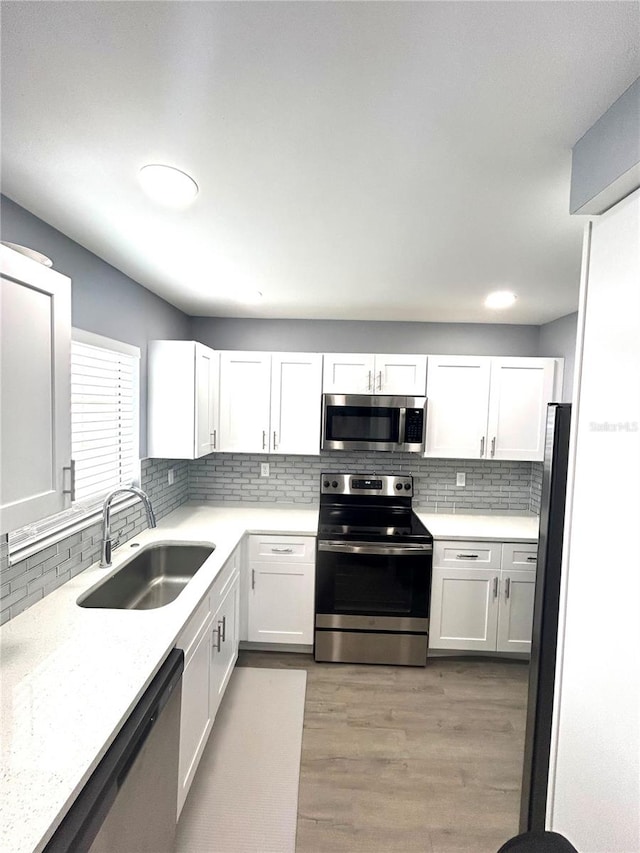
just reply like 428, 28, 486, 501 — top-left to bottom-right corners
1, 1, 639, 324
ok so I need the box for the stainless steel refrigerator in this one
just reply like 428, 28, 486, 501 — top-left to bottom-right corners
519, 402, 572, 832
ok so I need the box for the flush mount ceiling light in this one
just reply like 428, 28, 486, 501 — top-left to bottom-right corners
485, 290, 517, 309
138, 164, 198, 207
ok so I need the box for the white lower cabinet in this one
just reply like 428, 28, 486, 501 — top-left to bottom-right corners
247, 535, 315, 645
429, 540, 537, 655
176, 545, 241, 818
210, 571, 240, 716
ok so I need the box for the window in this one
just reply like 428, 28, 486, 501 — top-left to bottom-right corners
8, 330, 140, 554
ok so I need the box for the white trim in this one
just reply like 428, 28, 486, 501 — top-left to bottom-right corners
72, 327, 141, 358
8, 494, 140, 565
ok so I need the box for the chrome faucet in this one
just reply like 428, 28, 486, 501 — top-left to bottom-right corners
100, 486, 157, 567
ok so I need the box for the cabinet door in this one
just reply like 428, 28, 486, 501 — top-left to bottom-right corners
375, 354, 427, 396
270, 353, 323, 454
487, 358, 556, 461
322, 353, 375, 394
210, 572, 240, 717
195, 344, 218, 458
218, 351, 271, 452
177, 625, 213, 817
496, 570, 535, 653
248, 560, 314, 644
1, 249, 71, 534
428, 566, 499, 651
424, 356, 491, 458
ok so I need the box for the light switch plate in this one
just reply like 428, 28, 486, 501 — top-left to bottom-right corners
260, 463, 270, 477
456, 472, 466, 487
168, 467, 175, 485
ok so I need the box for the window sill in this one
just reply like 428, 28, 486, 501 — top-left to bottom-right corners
8, 495, 140, 566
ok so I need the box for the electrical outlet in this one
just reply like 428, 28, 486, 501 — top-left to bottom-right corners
456, 472, 466, 487
167, 467, 175, 485
260, 462, 270, 477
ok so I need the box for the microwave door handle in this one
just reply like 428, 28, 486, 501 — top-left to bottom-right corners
398, 408, 407, 445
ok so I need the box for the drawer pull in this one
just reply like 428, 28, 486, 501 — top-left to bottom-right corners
219, 615, 226, 643
457, 553, 479, 559
271, 547, 293, 554
527, 556, 537, 562
213, 624, 222, 653
251, 569, 256, 590
493, 577, 499, 599
505, 577, 511, 600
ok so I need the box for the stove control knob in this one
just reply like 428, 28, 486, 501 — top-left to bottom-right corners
404, 483, 411, 490
396, 483, 403, 490
331, 481, 338, 488
323, 480, 330, 488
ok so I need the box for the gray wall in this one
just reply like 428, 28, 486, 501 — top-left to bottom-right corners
538, 312, 578, 402
571, 76, 640, 214
1, 195, 191, 456
190, 317, 541, 356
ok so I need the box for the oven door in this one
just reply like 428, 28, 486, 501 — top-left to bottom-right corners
315, 540, 432, 632
322, 395, 402, 451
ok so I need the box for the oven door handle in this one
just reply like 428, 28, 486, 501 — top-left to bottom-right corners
318, 541, 433, 556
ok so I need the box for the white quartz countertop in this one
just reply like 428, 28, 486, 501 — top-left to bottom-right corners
0, 502, 537, 853
417, 511, 539, 542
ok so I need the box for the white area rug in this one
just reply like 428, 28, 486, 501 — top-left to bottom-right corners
175, 666, 307, 853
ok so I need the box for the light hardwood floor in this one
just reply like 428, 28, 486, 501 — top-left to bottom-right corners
237, 651, 528, 853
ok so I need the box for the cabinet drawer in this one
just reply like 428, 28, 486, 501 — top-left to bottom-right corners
211, 550, 240, 612
502, 542, 538, 572
176, 593, 212, 664
249, 535, 315, 563
433, 540, 501, 569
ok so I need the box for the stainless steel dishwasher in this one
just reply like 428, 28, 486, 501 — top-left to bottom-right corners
45, 648, 183, 853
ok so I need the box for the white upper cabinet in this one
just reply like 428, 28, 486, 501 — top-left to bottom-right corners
218, 352, 271, 453
487, 358, 556, 461
322, 353, 375, 394
148, 340, 219, 459
270, 353, 323, 454
425, 356, 491, 459
1, 246, 71, 534
217, 351, 322, 454
425, 355, 557, 461
323, 353, 427, 396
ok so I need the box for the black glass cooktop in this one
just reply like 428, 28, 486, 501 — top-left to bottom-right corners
317, 504, 432, 543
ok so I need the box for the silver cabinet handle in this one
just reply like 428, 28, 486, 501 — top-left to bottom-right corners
219, 615, 226, 643
505, 577, 511, 600
273, 430, 278, 450
493, 576, 499, 599
63, 460, 76, 502
480, 436, 485, 457
210, 429, 217, 449
367, 370, 372, 391
491, 436, 496, 457
457, 553, 479, 559
526, 556, 537, 562
213, 624, 221, 652
377, 371, 382, 391
271, 547, 293, 553
251, 568, 256, 590
262, 430, 267, 450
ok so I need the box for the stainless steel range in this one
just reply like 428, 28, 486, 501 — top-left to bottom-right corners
314, 473, 433, 666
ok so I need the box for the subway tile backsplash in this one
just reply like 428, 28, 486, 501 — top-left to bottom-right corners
0, 459, 189, 625
190, 451, 542, 514
1, 453, 544, 625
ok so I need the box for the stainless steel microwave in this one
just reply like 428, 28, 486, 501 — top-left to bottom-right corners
321, 394, 427, 453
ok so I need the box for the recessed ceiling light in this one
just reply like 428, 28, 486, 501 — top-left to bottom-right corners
485, 290, 517, 309
138, 164, 198, 207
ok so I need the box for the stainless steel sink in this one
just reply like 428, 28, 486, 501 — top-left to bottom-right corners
78, 543, 215, 610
